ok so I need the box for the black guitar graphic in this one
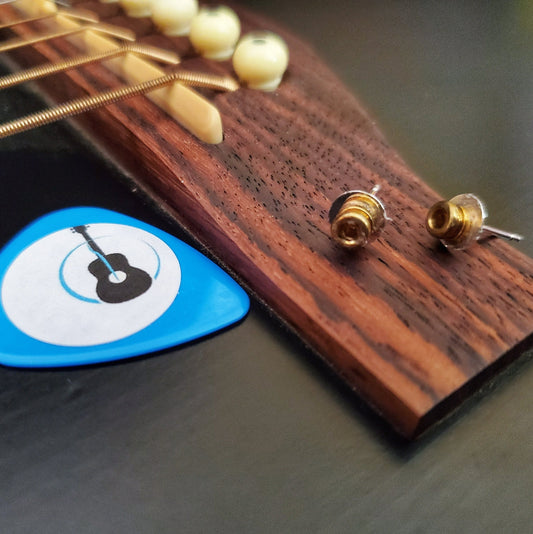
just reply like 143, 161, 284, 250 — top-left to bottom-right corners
72, 225, 152, 304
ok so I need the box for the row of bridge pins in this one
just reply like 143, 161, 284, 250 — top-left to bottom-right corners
0, 0, 289, 134
0, 4, 238, 90
0, 0, 281, 137
105, 0, 289, 91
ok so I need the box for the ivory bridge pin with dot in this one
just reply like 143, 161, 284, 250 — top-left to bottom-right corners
426, 193, 523, 250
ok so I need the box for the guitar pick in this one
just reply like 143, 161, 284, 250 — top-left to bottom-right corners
0, 207, 249, 367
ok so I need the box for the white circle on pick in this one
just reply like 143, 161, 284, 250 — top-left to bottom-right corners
1, 223, 181, 347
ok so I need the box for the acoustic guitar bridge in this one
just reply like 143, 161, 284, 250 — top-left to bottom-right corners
1, 0, 532, 438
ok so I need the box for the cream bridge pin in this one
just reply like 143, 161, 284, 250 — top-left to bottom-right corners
0, 207, 249, 367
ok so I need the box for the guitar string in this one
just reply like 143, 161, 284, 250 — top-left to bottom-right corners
0, 43, 180, 89
0, 70, 239, 138
0, 6, 98, 30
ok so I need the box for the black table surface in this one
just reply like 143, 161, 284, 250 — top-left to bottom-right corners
2, 1, 533, 532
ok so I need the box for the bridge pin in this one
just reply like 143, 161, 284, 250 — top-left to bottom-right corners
151, 0, 198, 36
189, 5, 240, 60
232, 31, 289, 91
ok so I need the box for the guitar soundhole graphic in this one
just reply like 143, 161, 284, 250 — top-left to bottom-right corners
72, 225, 152, 303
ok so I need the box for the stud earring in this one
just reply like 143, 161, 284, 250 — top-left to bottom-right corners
329, 185, 387, 249
426, 193, 523, 250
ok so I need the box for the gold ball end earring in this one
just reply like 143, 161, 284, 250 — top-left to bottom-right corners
329, 185, 387, 249
426, 193, 523, 250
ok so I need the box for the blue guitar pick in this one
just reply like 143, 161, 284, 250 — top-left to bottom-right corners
0, 207, 249, 367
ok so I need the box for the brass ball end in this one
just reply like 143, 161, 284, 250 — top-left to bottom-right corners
331, 208, 372, 248
329, 190, 386, 249
426, 200, 464, 240
425, 194, 486, 249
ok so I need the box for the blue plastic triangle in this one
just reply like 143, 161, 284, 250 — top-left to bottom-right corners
0, 207, 249, 367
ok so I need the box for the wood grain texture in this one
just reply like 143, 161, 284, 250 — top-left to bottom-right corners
2, 1, 533, 437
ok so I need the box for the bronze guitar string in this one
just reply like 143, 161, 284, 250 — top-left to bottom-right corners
0, 6, 99, 30
0, 21, 135, 52
0, 43, 180, 89
0, 69, 239, 138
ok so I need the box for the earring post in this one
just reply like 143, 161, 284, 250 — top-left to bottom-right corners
481, 225, 523, 242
